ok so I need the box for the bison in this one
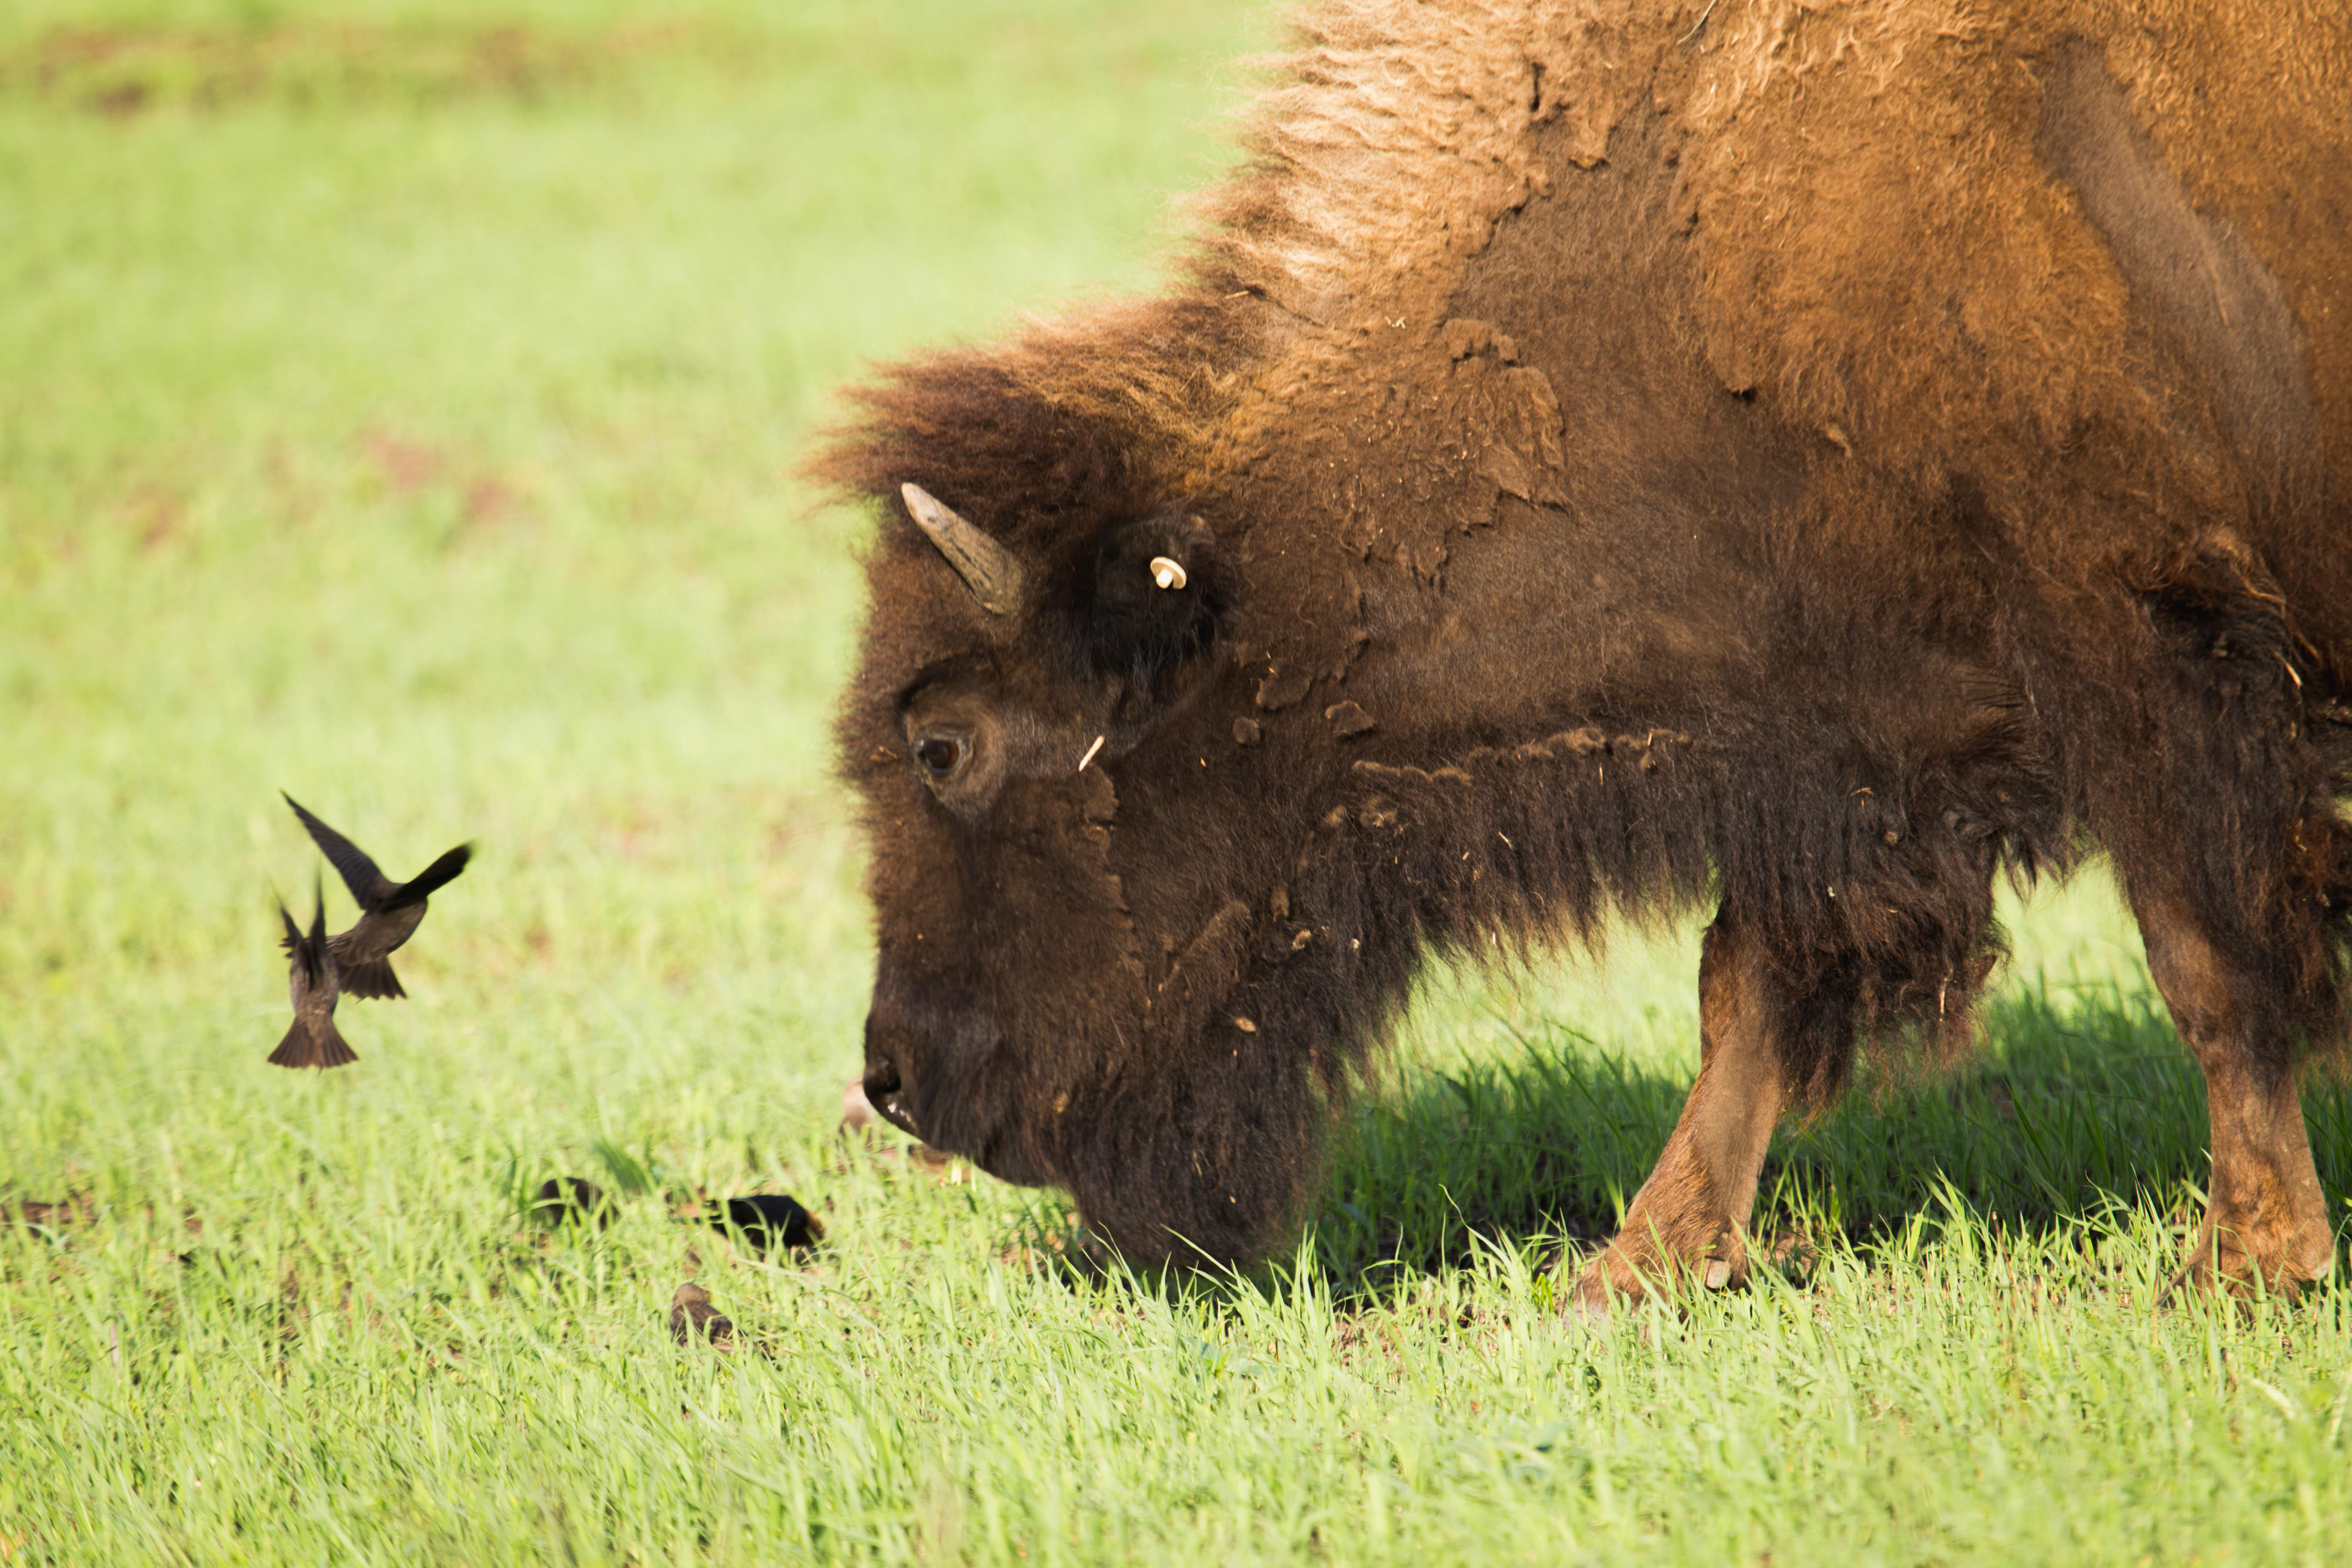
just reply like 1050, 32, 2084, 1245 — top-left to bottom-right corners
815, 0, 2352, 1308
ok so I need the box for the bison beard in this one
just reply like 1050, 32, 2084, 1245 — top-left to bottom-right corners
817, 0, 2352, 1303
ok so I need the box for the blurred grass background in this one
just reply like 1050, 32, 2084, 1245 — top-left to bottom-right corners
3, 2, 2349, 1563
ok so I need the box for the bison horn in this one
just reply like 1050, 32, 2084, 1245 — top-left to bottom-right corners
901, 483, 1025, 616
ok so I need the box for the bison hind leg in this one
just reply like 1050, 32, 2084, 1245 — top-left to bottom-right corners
2132, 885, 2338, 1298
2093, 610, 2348, 1297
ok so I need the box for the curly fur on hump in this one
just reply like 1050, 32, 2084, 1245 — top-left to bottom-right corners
834, 0, 2352, 575
814, 1, 2352, 1266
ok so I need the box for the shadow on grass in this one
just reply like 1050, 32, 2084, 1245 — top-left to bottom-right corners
1311, 979, 2352, 1300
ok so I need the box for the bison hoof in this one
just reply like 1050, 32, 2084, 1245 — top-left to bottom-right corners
1565, 1263, 1619, 1325
1564, 1229, 1762, 1318
2163, 1216, 2335, 1304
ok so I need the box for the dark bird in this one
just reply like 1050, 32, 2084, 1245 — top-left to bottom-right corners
669, 1281, 734, 1349
281, 792, 470, 999
704, 1193, 824, 1253
270, 883, 356, 1069
533, 1177, 612, 1228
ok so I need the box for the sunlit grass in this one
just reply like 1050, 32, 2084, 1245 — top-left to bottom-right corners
4, 2, 2350, 1563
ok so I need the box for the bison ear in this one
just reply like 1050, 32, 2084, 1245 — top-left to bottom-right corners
1080, 511, 1234, 690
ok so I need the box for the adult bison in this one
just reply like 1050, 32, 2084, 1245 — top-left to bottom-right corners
816, 0, 2352, 1308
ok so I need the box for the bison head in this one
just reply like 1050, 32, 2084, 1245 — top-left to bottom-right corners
829, 378, 1362, 1263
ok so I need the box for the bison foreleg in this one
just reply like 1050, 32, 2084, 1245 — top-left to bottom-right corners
1572, 918, 1788, 1316
2132, 892, 2336, 1298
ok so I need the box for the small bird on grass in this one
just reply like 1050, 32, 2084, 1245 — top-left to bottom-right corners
533, 1177, 612, 1228
281, 793, 470, 1000
704, 1193, 824, 1253
270, 882, 357, 1069
669, 1282, 734, 1349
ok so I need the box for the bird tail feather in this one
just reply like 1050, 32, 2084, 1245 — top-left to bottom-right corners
267, 1021, 314, 1068
268, 1019, 359, 1070
339, 959, 406, 1000
315, 1017, 359, 1068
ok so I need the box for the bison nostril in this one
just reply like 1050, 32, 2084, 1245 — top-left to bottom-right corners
860, 1059, 923, 1138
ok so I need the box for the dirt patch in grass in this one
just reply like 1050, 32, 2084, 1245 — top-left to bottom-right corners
0, 20, 760, 115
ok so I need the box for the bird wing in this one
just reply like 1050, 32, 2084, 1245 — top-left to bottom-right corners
278, 900, 325, 988
282, 793, 399, 908
379, 843, 471, 911
308, 878, 338, 991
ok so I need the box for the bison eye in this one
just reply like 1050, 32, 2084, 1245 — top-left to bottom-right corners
916, 736, 965, 777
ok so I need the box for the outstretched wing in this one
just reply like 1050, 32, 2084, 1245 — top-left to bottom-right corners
278, 898, 326, 989
282, 792, 397, 909
380, 843, 471, 911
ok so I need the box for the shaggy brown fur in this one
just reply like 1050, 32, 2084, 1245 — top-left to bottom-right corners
815, 1, 2352, 1298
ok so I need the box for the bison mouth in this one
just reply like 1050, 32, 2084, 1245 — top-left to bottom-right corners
860, 1058, 923, 1139
859, 1047, 1057, 1187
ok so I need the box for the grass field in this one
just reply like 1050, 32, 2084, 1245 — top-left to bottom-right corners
4, 2, 2351, 1563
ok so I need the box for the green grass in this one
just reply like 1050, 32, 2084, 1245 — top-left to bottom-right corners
4, 2, 2351, 1562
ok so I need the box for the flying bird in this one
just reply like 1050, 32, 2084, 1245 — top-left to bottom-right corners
281, 793, 470, 999
270, 882, 356, 1069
